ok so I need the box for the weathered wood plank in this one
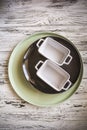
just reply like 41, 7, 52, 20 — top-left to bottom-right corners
0, 79, 87, 111
0, 0, 87, 130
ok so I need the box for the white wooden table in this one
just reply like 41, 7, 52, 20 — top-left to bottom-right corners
0, 0, 87, 129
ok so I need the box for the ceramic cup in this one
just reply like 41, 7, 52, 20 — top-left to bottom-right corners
35, 60, 72, 91
36, 37, 72, 66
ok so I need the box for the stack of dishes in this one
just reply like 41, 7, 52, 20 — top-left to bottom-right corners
8, 32, 83, 106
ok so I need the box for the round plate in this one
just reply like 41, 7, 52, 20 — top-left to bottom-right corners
8, 32, 83, 107
23, 36, 81, 94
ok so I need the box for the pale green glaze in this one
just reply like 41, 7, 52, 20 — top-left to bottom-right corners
8, 32, 83, 107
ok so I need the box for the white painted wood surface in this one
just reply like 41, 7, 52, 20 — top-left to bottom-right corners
0, 0, 87, 129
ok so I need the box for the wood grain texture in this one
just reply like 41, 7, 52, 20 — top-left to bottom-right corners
0, 0, 87, 130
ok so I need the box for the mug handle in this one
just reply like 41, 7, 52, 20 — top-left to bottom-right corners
63, 80, 72, 91
36, 39, 44, 48
64, 55, 72, 65
35, 60, 44, 70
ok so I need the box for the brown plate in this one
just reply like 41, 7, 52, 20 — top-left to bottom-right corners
23, 36, 81, 94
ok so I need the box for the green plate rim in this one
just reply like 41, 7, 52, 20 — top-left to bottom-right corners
8, 32, 83, 107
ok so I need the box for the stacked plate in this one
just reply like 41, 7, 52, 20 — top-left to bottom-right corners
8, 32, 83, 106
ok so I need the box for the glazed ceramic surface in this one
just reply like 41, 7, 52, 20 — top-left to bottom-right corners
35, 60, 71, 91
37, 37, 72, 65
22, 35, 82, 94
8, 32, 83, 106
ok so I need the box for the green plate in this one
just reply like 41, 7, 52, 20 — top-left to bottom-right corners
8, 32, 83, 107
